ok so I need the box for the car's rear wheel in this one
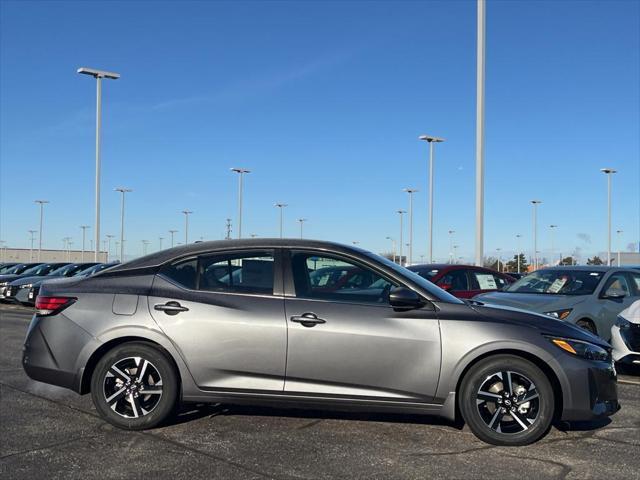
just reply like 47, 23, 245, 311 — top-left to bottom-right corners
459, 355, 554, 446
90, 342, 179, 430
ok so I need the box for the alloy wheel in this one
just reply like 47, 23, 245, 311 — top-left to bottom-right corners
103, 356, 163, 419
475, 370, 540, 434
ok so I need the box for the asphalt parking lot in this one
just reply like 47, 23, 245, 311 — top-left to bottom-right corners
1, 304, 639, 480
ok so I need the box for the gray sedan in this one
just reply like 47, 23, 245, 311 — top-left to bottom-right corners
474, 266, 640, 340
23, 240, 619, 446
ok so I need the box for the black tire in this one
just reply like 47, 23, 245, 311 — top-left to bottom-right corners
576, 319, 598, 336
90, 342, 179, 430
459, 355, 554, 446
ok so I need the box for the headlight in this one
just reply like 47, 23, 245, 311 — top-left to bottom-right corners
0, 282, 7, 287
545, 309, 573, 320
19, 284, 32, 289
548, 337, 609, 361
615, 315, 631, 330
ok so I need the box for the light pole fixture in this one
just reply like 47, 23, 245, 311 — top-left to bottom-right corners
80, 225, 90, 261
386, 236, 397, 263
516, 234, 523, 273
169, 230, 178, 248
419, 135, 445, 264
115, 188, 132, 263
105, 234, 114, 262
397, 210, 406, 266
616, 229, 623, 266
34, 200, 49, 261
448, 230, 455, 264
28, 230, 37, 262
231, 168, 250, 238
352, 241, 360, 245
475, 0, 486, 268
78, 67, 120, 261
182, 210, 193, 244
297, 218, 307, 239
531, 200, 542, 269
549, 225, 558, 266
601, 168, 617, 266
403, 188, 418, 266
274, 203, 288, 238
159, 237, 164, 251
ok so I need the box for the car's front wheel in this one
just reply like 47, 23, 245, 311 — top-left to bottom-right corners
90, 342, 179, 430
459, 355, 555, 446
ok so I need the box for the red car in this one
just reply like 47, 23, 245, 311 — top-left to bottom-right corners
407, 264, 516, 299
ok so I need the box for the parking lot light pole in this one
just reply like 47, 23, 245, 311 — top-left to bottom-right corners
142, 240, 150, 256
453, 245, 459, 264
297, 218, 307, 239
403, 189, 418, 266
386, 236, 397, 263
105, 234, 114, 262
419, 135, 445, 264
600, 168, 617, 266
159, 237, 164, 251
274, 203, 288, 238
169, 230, 178, 248
616, 229, 623, 266
182, 210, 193, 244
397, 210, 406, 266
448, 230, 455, 264
115, 188, 132, 263
28, 230, 37, 262
516, 234, 522, 273
475, 0, 486, 268
531, 200, 542, 269
231, 168, 250, 238
35, 200, 49, 261
549, 225, 558, 266
77, 67, 120, 261
80, 225, 90, 261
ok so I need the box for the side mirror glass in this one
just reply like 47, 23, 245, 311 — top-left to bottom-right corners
389, 287, 423, 309
603, 290, 626, 300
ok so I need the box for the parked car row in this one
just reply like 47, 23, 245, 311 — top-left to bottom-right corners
0, 261, 119, 306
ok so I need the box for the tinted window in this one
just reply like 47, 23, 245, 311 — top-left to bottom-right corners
291, 252, 396, 304
602, 273, 630, 298
438, 270, 469, 291
199, 251, 274, 295
628, 272, 640, 295
161, 258, 197, 290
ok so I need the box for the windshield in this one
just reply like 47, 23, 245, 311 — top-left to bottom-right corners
4, 264, 34, 275
21, 263, 65, 276
506, 270, 604, 295
49, 264, 95, 277
364, 252, 464, 304
0, 264, 18, 274
408, 267, 440, 279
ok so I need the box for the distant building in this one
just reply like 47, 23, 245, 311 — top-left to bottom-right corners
0, 248, 108, 263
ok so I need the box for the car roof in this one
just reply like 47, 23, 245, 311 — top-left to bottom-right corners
103, 239, 364, 274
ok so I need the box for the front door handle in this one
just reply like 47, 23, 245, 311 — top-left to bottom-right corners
290, 312, 326, 327
154, 301, 189, 315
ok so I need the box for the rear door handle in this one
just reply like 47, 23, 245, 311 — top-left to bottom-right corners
154, 301, 189, 315
290, 312, 326, 327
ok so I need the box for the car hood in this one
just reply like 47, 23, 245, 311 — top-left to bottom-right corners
0, 274, 23, 284
473, 291, 587, 313
8, 275, 49, 286
468, 301, 609, 348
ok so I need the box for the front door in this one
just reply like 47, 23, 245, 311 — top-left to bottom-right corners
149, 249, 287, 391
283, 251, 441, 402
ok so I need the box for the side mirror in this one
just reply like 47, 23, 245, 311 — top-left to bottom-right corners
602, 291, 626, 301
389, 287, 424, 309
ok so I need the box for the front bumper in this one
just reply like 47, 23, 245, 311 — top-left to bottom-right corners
611, 323, 640, 364
22, 313, 95, 393
560, 355, 620, 421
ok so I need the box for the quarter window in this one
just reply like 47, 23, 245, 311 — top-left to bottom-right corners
291, 252, 396, 304
161, 258, 197, 290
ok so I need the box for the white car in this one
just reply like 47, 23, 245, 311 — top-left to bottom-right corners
611, 299, 640, 367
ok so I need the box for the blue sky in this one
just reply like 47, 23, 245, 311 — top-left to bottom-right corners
1, 0, 639, 262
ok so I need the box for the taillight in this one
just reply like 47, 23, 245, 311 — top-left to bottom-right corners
35, 296, 76, 316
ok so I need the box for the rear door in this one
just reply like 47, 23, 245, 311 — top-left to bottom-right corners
149, 249, 287, 391
283, 250, 441, 401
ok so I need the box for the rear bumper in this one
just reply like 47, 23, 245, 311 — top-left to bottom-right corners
22, 314, 94, 393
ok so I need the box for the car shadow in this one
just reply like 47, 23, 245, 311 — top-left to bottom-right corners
553, 417, 612, 432
167, 402, 462, 430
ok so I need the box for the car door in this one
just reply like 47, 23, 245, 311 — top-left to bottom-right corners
283, 250, 441, 402
595, 271, 637, 337
148, 249, 287, 391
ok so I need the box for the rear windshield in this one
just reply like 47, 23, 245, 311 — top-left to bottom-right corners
506, 270, 604, 295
